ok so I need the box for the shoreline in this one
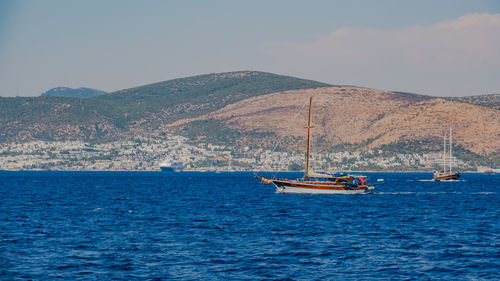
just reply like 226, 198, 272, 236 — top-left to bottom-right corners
0, 169, 487, 174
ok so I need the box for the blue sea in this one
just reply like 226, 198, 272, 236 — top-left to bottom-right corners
0, 171, 498, 280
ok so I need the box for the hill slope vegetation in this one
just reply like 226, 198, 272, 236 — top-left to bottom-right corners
41, 87, 107, 98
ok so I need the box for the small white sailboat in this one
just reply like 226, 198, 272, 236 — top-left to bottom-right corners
433, 127, 460, 181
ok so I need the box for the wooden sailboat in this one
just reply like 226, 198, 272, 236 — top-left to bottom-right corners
433, 127, 460, 181
256, 97, 374, 194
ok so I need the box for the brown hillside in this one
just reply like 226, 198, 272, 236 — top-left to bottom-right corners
172, 86, 500, 155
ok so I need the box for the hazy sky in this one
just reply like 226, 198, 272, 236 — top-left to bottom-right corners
0, 0, 499, 97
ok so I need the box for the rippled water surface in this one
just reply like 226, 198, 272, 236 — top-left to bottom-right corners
0, 171, 499, 280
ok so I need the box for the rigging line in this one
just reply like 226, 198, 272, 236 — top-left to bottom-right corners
258, 100, 309, 179
309, 117, 313, 178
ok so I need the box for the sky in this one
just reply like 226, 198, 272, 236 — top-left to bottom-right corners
0, 0, 499, 97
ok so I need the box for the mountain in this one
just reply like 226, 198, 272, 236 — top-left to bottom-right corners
168, 86, 499, 155
41, 87, 107, 98
0, 71, 329, 142
0, 71, 499, 165
91, 71, 330, 127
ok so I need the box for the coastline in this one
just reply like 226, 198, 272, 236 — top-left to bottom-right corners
0, 169, 487, 173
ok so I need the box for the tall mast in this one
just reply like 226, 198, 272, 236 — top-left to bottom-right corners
449, 127, 452, 174
305, 97, 313, 181
443, 133, 446, 172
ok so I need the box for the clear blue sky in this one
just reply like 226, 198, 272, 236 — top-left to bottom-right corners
1, 0, 499, 97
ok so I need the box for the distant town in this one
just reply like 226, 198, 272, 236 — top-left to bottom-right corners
0, 134, 483, 172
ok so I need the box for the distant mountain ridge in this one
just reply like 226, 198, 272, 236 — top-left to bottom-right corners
447, 94, 500, 111
41, 87, 107, 98
1, 71, 499, 166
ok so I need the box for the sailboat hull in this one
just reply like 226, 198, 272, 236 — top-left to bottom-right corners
271, 179, 373, 194
274, 184, 367, 194
433, 172, 460, 181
